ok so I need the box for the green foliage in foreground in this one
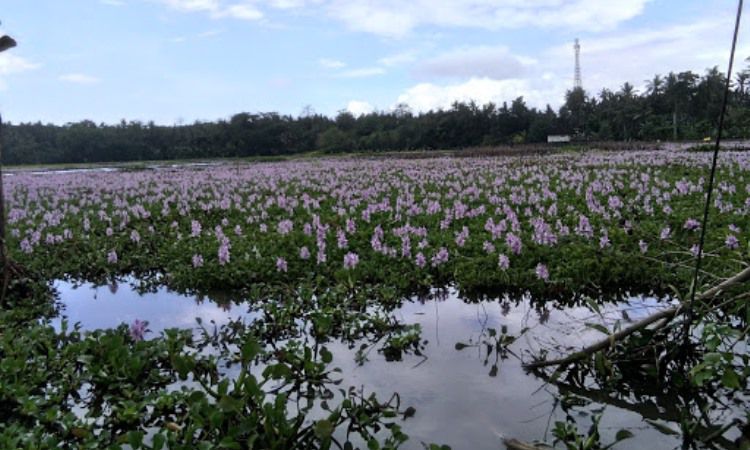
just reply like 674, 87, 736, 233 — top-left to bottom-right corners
0, 279, 415, 450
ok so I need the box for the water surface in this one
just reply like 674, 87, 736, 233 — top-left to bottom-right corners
55, 280, 684, 449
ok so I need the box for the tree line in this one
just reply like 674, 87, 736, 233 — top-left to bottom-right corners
3, 63, 750, 165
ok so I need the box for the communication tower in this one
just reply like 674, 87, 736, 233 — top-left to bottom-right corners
574, 38, 582, 89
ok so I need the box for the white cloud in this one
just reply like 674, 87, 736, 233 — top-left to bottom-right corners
59, 73, 101, 84
544, 15, 750, 95
319, 58, 346, 69
346, 100, 374, 116
0, 54, 40, 76
156, 1, 649, 36
268, 0, 309, 9
390, 10, 748, 116
378, 51, 416, 67
324, 0, 651, 38
160, 0, 219, 12
337, 67, 386, 78
197, 29, 224, 38
216, 3, 263, 20
395, 77, 563, 113
158, 0, 263, 20
414, 45, 534, 80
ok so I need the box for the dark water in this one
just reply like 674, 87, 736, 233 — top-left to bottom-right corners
54, 280, 684, 449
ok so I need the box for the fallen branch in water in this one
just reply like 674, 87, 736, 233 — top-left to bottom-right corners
523, 266, 750, 370
503, 438, 549, 450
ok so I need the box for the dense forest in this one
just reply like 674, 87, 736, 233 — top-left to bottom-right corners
3, 64, 750, 164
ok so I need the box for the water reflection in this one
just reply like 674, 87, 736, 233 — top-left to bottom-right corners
53, 279, 682, 450
53, 278, 255, 333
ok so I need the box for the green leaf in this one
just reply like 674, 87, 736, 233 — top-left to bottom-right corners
721, 369, 741, 389
585, 323, 610, 335
645, 419, 680, 436
152, 434, 166, 450
314, 419, 334, 440
241, 338, 261, 362
615, 429, 634, 441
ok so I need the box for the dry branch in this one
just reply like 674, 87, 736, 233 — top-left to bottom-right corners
523, 267, 750, 370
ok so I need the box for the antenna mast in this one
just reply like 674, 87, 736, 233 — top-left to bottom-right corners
574, 38, 582, 89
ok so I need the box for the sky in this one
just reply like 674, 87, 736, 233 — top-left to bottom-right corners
0, 0, 747, 125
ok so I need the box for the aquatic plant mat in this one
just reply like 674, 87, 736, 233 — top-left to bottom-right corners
2, 150, 749, 449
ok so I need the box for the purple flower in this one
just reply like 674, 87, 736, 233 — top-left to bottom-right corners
535, 263, 549, 282
505, 233, 522, 255
191, 220, 202, 237
277, 219, 293, 235
343, 252, 359, 269
482, 241, 495, 254
639, 240, 648, 254
729, 224, 741, 233
299, 246, 310, 260
337, 228, 348, 249
129, 319, 147, 342
575, 215, 594, 239
415, 252, 426, 268
20, 239, 33, 254
218, 241, 230, 265
276, 257, 288, 272
498, 254, 509, 270
690, 244, 700, 257
599, 232, 610, 249
192, 254, 204, 268
659, 226, 671, 240
683, 218, 700, 231
346, 218, 356, 234
431, 247, 449, 267
130, 229, 140, 244
107, 250, 118, 264
726, 235, 739, 250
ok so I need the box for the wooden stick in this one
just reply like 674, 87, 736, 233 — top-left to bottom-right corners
523, 267, 750, 370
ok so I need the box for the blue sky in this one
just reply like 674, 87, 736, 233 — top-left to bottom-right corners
0, 0, 746, 124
